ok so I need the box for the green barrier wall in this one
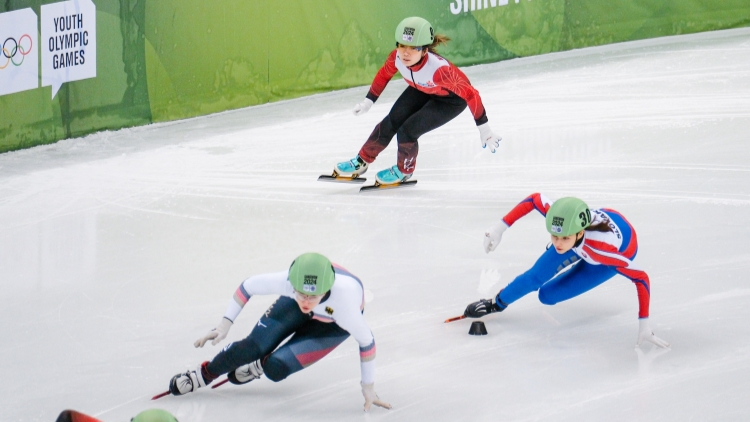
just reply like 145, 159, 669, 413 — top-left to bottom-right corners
1, 0, 150, 152
2, 0, 749, 153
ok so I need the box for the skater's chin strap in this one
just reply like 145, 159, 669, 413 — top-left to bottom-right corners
319, 290, 332, 304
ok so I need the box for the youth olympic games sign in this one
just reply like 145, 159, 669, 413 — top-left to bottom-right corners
0, 0, 96, 99
41, 0, 97, 99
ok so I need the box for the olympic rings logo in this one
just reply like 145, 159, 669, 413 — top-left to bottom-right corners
1, 35, 33, 70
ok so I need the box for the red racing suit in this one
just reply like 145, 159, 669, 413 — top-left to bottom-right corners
365, 49, 488, 125
357, 49, 490, 173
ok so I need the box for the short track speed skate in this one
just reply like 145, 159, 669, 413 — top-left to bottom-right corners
318, 170, 367, 184
319, 155, 369, 183
359, 164, 417, 192
360, 179, 418, 192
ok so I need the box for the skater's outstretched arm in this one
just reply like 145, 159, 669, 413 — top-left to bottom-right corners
502, 192, 554, 226
433, 65, 501, 153
194, 271, 290, 348
332, 277, 391, 411
366, 50, 399, 102
351, 50, 398, 117
580, 239, 668, 348
484, 193, 554, 253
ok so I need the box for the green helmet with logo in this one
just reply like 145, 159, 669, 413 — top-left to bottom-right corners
131, 409, 178, 422
288, 252, 335, 296
395, 16, 434, 47
545, 197, 591, 237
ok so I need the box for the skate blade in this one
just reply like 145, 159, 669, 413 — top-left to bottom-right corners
211, 378, 230, 389
56, 410, 105, 422
151, 390, 171, 400
318, 174, 367, 184
444, 315, 467, 323
360, 179, 418, 192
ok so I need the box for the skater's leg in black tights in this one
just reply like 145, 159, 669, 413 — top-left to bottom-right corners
358, 87, 430, 163
206, 297, 310, 376
395, 94, 467, 173
263, 320, 350, 382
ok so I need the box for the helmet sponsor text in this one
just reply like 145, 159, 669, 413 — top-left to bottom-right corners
303, 275, 318, 293
551, 216, 564, 233
402, 27, 415, 42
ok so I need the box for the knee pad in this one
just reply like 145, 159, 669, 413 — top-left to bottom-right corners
262, 355, 291, 383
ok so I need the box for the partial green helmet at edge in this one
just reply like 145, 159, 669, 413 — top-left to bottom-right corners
545, 197, 592, 237
395, 16, 434, 46
289, 252, 335, 296
131, 409, 178, 422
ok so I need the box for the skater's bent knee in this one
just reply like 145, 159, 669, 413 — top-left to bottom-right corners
224, 340, 264, 367
538, 289, 558, 306
396, 128, 418, 144
263, 356, 291, 382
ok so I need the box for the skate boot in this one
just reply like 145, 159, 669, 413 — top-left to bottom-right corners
168, 361, 216, 396
375, 165, 412, 185
227, 360, 264, 385
335, 155, 369, 177
464, 295, 507, 318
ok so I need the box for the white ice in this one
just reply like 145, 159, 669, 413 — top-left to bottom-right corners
2, 28, 750, 422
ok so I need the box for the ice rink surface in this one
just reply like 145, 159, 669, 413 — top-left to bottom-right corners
2, 28, 750, 422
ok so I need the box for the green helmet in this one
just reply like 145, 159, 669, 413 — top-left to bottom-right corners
545, 197, 591, 237
288, 252, 335, 295
131, 409, 178, 422
395, 17, 434, 47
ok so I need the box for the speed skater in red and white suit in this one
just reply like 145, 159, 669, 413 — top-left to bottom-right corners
334, 16, 501, 185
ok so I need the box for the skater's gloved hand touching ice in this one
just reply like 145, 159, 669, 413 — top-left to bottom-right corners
361, 382, 391, 412
478, 123, 501, 153
194, 317, 232, 347
484, 221, 509, 253
352, 98, 374, 116
636, 318, 670, 349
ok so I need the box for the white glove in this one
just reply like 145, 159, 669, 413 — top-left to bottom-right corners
194, 317, 233, 348
636, 318, 670, 349
478, 123, 501, 153
352, 98, 374, 116
361, 382, 391, 412
483, 221, 509, 253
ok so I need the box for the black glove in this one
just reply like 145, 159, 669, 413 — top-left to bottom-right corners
464, 298, 504, 318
